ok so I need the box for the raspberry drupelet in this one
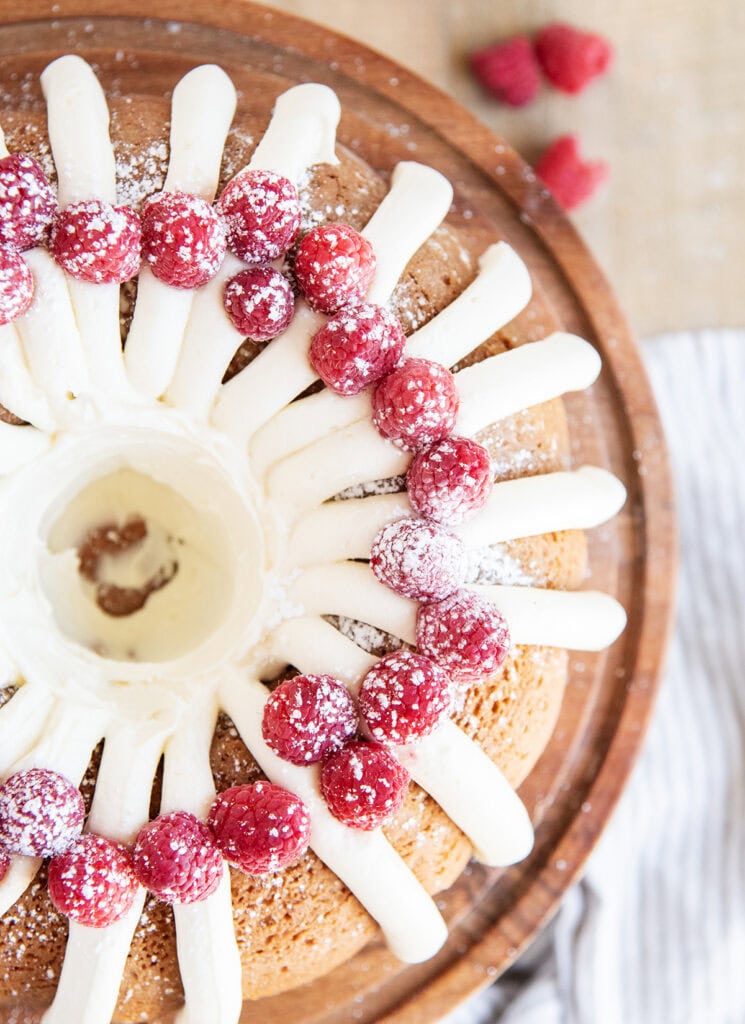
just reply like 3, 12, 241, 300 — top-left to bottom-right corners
294, 223, 376, 314
358, 650, 452, 746
407, 436, 494, 525
132, 811, 224, 905
141, 190, 226, 289
370, 517, 465, 601
50, 200, 141, 284
262, 674, 359, 766
208, 782, 311, 875
321, 741, 410, 830
0, 246, 34, 326
310, 303, 405, 395
416, 589, 511, 685
48, 834, 139, 928
372, 357, 459, 451
0, 152, 57, 250
216, 169, 300, 264
223, 266, 295, 341
0, 768, 84, 858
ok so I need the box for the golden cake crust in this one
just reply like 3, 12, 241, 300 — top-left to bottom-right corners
0, 95, 584, 1022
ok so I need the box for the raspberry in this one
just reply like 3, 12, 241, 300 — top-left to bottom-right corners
469, 36, 540, 107
310, 303, 405, 395
407, 436, 493, 524
372, 358, 458, 451
0, 769, 84, 858
0, 846, 9, 882
208, 782, 311, 875
48, 834, 138, 928
294, 223, 376, 314
416, 589, 511, 685
534, 22, 613, 95
320, 741, 410, 830
132, 811, 223, 905
0, 246, 34, 326
358, 651, 452, 746
216, 169, 300, 263
50, 200, 141, 283
262, 674, 358, 766
370, 517, 464, 601
0, 153, 57, 250
141, 191, 226, 289
223, 266, 295, 341
535, 135, 609, 211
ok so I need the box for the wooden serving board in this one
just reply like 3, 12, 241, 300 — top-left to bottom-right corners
0, 4, 677, 1022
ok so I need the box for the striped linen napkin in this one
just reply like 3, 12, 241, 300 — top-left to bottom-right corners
445, 330, 745, 1024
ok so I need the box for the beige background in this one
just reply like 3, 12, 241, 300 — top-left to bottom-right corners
262, 0, 744, 338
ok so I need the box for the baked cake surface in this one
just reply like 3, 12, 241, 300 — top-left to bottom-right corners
0, 57, 626, 1023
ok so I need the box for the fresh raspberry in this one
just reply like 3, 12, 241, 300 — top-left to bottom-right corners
370, 517, 464, 601
0, 769, 84, 858
416, 589, 511, 685
408, 436, 493, 524
469, 36, 540, 107
0, 246, 34, 326
223, 266, 295, 341
320, 741, 410, 830
0, 846, 10, 882
534, 22, 614, 95
294, 223, 376, 314
535, 135, 609, 211
216, 169, 300, 263
0, 153, 57, 250
48, 833, 138, 928
372, 358, 458, 451
208, 782, 311, 875
141, 191, 226, 289
132, 811, 223, 905
50, 200, 141, 283
262, 674, 358, 765
310, 303, 405, 395
358, 651, 452, 746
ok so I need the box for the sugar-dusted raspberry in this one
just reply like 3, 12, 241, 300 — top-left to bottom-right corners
310, 303, 405, 396
216, 169, 300, 263
208, 782, 311, 875
141, 190, 226, 289
48, 833, 139, 928
416, 589, 511, 685
262, 674, 358, 765
358, 651, 452, 746
0, 153, 57, 250
408, 436, 493, 525
535, 135, 609, 212
0, 846, 10, 882
469, 36, 540, 107
50, 200, 141, 283
534, 22, 614, 95
320, 740, 410, 830
372, 358, 459, 451
0, 246, 34, 326
0, 768, 84, 858
294, 223, 376, 314
223, 266, 295, 341
370, 517, 464, 601
132, 811, 223, 905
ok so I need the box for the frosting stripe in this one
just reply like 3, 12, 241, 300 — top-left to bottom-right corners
40, 55, 129, 397
42, 722, 167, 1024
248, 83, 341, 182
125, 66, 238, 401
0, 324, 53, 429
470, 583, 628, 650
459, 466, 627, 546
0, 421, 50, 474
0, 684, 56, 775
266, 616, 378, 686
288, 492, 410, 566
161, 700, 242, 1024
220, 672, 449, 964
396, 719, 534, 866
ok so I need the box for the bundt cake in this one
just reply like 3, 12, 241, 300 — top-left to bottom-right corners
0, 55, 626, 1023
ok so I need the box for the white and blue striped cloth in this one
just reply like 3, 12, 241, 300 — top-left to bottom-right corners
446, 330, 745, 1024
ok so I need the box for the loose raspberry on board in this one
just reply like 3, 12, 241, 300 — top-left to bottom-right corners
469, 36, 541, 107
534, 22, 613, 95
208, 782, 311, 875
321, 741, 410, 830
370, 517, 464, 601
48, 834, 139, 928
262, 674, 358, 765
407, 436, 493, 525
372, 358, 459, 451
132, 811, 224, 905
0, 153, 57, 250
535, 135, 609, 211
0, 246, 34, 326
141, 190, 226, 289
358, 651, 452, 746
416, 589, 511, 685
294, 223, 376, 314
0, 768, 84, 858
216, 169, 300, 264
50, 200, 141, 283
310, 303, 405, 395
223, 266, 295, 341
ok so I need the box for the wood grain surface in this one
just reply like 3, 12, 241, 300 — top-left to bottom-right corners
0, 3, 677, 1022
263, 0, 745, 339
